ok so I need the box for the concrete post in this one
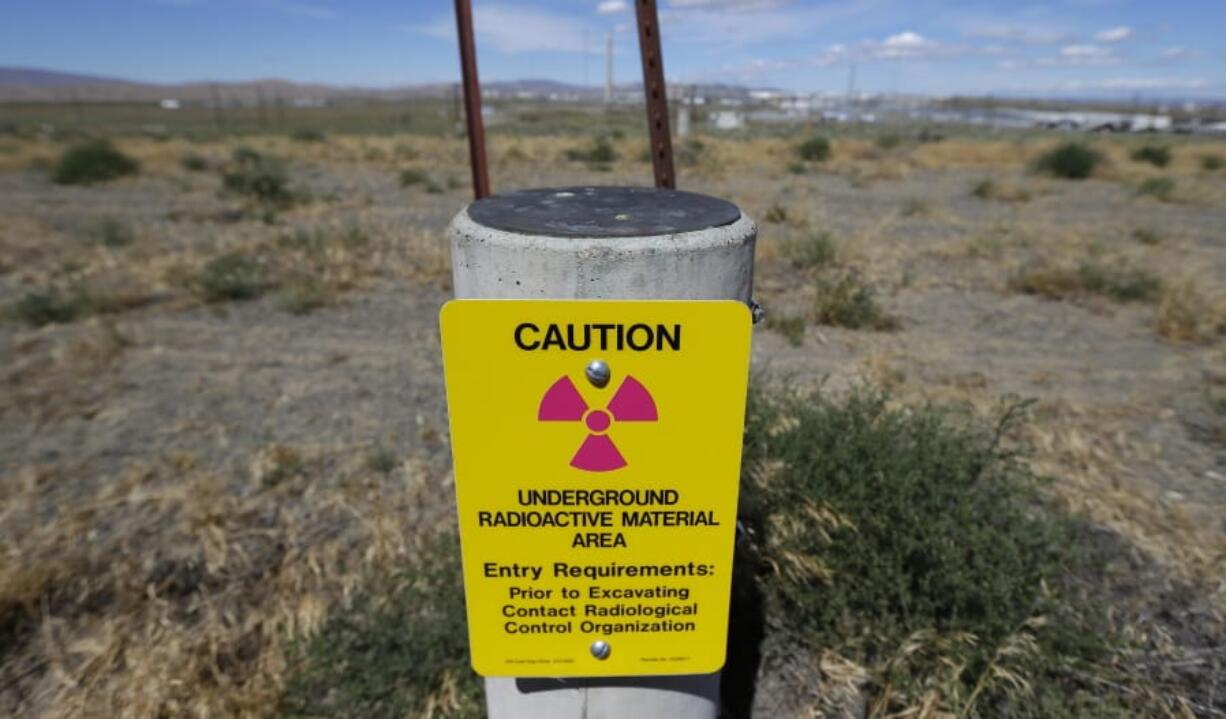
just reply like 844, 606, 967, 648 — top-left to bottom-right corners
447, 185, 756, 719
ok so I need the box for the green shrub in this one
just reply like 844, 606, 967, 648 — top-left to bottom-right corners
972, 177, 1032, 203
739, 387, 1128, 714
11, 288, 83, 326
1010, 260, 1161, 303
278, 224, 369, 256
222, 151, 292, 205
231, 146, 263, 164
290, 128, 325, 142
765, 313, 805, 346
280, 535, 481, 719
198, 252, 268, 302
797, 136, 831, 162
365, 445, 398, 474
763, 204, 788, 224
675, 138, 706, 168
1130, 144, 1170, 167
786, 161, 806, 175
1200, 154, 1223, 171
971, 178, 995, 199
279, 275, 332, 315
782, 231, 836, 270
564, 137, 617, 165
179, 153, 208, 172
91, 218, 134, 247
1076, 262, 1161, 302
395, 143, 420, 161
813, 272, 895, 330
10, 282, 147, 326
51, 139, 139, 185
901, 197, 931, 217
1031, 142, 1101, 180
1132, 227, 1161, 245
588, 137, 617, 163
742, 388, 1062, 652
876, 133, 902, 150
399, 168, 429, 187
1136, 177, 1175, 202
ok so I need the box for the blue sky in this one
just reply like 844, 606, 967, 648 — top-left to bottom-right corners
2, 0, 1223, 98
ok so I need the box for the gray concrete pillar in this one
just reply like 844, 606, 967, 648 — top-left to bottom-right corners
447, 185, 757, 719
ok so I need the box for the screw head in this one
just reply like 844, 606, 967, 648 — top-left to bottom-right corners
585, 359, 611, 388
749, 299, 766, 325
590, 640, 611, 660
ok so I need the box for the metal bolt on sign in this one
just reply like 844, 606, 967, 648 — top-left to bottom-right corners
443, 185, 757, 719
585, 359, 611, 388
590, 640, 612, 661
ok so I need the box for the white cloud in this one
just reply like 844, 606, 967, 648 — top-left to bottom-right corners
1060, 44, 1109, 59
1094, 26, 1131, 43
817, 31, 985, 64
596, 0, 628, 14
1160, 46, 1202, 61
883, 31, 927, 49
961, 22, 1066, 45
422, 4, 595, 54
1049, 44, 1117, 65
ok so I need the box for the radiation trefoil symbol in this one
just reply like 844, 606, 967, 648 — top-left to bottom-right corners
537, 374, 658, 472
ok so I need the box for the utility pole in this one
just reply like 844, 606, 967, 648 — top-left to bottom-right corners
209, 83, 227, 134
256, 85, 268, 129
634, 0, 675, 189
846, 61, 857, 116
605, 31, 614, 106
453, 0, 490, 199
274, 87, 286, 128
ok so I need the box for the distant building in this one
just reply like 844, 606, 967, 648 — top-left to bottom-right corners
159, 98, 181, 110
1129, 114, 1171, 132
711, 110, 745, 130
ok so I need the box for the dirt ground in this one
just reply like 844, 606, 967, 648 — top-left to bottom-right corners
1, 131, 1224, 716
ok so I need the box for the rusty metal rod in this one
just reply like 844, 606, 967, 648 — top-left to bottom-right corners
454, 0, 490, 199
634, 0, 675, 189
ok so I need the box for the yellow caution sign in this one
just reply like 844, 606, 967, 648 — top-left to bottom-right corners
439, 300, 752, 677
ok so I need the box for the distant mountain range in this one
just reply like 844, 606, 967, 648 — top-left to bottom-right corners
4, 67, 1217, 108
0, 66, 440, 103
0, 66, 773, 104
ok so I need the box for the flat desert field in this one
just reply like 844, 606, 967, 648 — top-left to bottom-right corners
1, 122, 1224, 717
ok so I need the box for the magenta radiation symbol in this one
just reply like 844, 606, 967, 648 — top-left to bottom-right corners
537, 374, 658, 472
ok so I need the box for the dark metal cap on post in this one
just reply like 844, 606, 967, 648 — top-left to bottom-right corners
467, 186, 740, 238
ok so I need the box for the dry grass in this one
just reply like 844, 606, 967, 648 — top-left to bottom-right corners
3, 127, 1225, 717
971, 177, 1034, 203
1024, 403, 1226, 601
911, 139, 1028, 170
0, 444, 452, 717
1, 320, 130, 423
1155, 281, 1226, 343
